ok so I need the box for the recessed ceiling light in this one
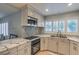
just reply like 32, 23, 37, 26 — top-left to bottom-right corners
68, 3, 72, 6
45, 9, 48, 12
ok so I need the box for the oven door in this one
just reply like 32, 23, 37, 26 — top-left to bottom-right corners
31, 41, 40, 55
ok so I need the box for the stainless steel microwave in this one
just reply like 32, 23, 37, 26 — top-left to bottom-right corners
27, 16, 37, 26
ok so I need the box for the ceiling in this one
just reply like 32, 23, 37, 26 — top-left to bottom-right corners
29, 3, 79, 16
0, 3, 79, 18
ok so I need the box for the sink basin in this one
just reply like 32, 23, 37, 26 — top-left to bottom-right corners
51, 34, 58, 37
51, 34, 67, 38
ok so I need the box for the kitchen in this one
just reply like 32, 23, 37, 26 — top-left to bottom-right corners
0, 3, 79, 55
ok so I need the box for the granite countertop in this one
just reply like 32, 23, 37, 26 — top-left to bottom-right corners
0, 38, 28, 52
36, 34, 79, 43
1, 44, 19, 49
0, 46, 8, 52
0, 36, 79, 53
35, 34, 51, 37
67, 36, 79, 42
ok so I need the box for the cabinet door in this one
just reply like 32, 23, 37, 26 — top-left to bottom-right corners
58, 38, 70, 55
0, 51, 9, 55
70, 40, 78, 55
8, 47, 18, 55
18, 44, 26, 55
37, 15, 44, 27
21, 7, 28, 26
48, 37, 58, 53
40, 37, 49, 50
28, 8, 34, 17
40, 37, 45, 50
44, 37, 49, 50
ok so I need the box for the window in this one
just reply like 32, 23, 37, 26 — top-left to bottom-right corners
67, 20, 77, 32
0, 22, 8, 36
45, 20, 65, 32
45, 21, 52, 32
52, 20, 65, 32
52, 21, 56, 32
53, 21, 58, 32
58, 21, 65, 32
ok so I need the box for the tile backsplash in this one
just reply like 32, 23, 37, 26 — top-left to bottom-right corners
24, 26, 44, 37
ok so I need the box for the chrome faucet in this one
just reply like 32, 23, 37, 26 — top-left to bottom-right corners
57, 30, 61, 37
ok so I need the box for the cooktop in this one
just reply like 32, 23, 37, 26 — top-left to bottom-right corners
24, 36, 38, 40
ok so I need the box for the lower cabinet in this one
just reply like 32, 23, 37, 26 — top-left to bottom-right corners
18, 44, 27, 55
58, 38, 70, 55
48, 37, 58, 53
70, 40, 79, 55
7, 42, 27, 55
0, 50, 9, 55
40, 37, 49, 50
8, 47, 18, 55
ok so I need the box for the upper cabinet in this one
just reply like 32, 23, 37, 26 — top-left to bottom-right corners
28, 7, 35, 17
21, 5, 44, 27
37, 14, 44, 27
21, 6, 28, 26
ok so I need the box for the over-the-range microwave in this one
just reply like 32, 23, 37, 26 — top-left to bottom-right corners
27, 16, 37, 26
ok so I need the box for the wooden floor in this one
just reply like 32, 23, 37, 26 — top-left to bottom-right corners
36, 51, 58, 55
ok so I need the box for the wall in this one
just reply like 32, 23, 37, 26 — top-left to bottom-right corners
0, 5, 44, 38
0, 11, 23, 37
45, 11, 79, 36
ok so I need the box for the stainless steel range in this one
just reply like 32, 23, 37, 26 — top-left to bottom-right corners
25, 36, 40, 55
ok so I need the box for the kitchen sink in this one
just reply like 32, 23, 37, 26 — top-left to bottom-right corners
51, 34, 67, 38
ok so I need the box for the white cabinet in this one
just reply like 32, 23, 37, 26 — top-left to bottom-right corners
28, 7, 34, 17
48, 37, 58, 53
0, 51, 9, 55
21, 7, 28, 26
28, 7, 44, 27
37, 15, 44, 27
8, 47, 18, 55
70, 40, 79, 55
58, 38, 70, 55
40, 37, 49, 50
18, 44, 27, 55
21, 5, 44, 27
